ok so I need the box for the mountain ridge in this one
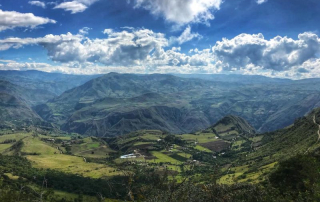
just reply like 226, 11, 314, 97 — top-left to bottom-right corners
34, 73, 320, 136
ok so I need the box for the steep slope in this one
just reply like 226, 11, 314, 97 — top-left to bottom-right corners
35, 73, 233, 131
216, 107, 320, 185
0, 80, 55, 106
0, 80, 53, 128
250, 108, 320, 160
208, 109, 320, 184
61, 93, 211, 136
258, 93, 320, 132
48, 72, 227, 103
35, 73, 320, 136
204, 115, 256, 140
0, 93, 42, 128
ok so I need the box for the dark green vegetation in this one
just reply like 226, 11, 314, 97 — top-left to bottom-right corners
32, 72, 320, 137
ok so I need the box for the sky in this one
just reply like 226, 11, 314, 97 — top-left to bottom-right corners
0, 0, 320, 79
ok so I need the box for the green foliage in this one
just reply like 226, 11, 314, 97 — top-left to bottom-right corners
164, 135, 185, 145
269, 154, 320, 198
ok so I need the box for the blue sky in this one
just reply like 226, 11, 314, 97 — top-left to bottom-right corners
0, 0, 320, 78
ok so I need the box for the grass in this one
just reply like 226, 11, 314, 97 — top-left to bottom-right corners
218, 165, 249, 184
0, 133, 120, 178
0, 133, 30, 153
140, 133, 163, 141
231, 139, 247, 150
218, 172, 243, 184
26, 154, 121, 178
114, 157, 145, 164
250, 135, 263, 142
70, 138, 115, 158
214, 123, 234, 134
194, 145, 212, 152
74, 146, 115, 158
0, 144, 13, 153
219, 162, 278, 184
0, 133, 29, 142
38, 134, 71, 140
88, 143, 100, 149
54, 190, 120, 202
4, 173, 20, 180
180, 133, 217, 143
177, 152, 192, 158
133, 142, 154, 146
148, 151, 182, 164
21, 137, 59, 155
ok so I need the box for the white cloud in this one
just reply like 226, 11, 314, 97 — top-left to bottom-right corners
133, 0, 223, 25
28, 1, 46, 8
76, 0, 100, 5
170, 26, 202, 44
0, 59, 16, 63
0, 32, 82, 51
54, 1, 87, 14
54, 0, 100, 14
256, 0, 268, 4
212, 32, 320, 72
0, 29, 168, 65
2, 29, 320, 79
102, 29, 113, 35
0, 9, 56, 32
79, 27, 91, 35
0, 28, 212, 71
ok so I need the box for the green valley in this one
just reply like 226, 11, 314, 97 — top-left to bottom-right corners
1, 107, 320, 201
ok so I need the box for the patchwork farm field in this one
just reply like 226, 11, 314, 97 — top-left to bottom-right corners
2, 108, 312, 194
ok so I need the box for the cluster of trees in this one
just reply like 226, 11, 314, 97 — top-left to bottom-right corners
0, 139, 16, 144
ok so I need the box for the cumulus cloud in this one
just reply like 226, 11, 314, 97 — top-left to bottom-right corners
28, 1, 46, 8
133, 0, 223, 25
54, 0, 99, 14
212, 32, 320, 71
256, 0, 268, 4
2, 29, 320, 79
0, 9, 56, 32
0, 29, 167, 65
0, 28, 212, 71
170, 26, 202, 45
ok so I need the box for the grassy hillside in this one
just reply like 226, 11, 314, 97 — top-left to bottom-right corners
1, 109, 320, 201
216, 108, 320, 184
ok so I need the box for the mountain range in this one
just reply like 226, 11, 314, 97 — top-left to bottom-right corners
2, 70, 320, 137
